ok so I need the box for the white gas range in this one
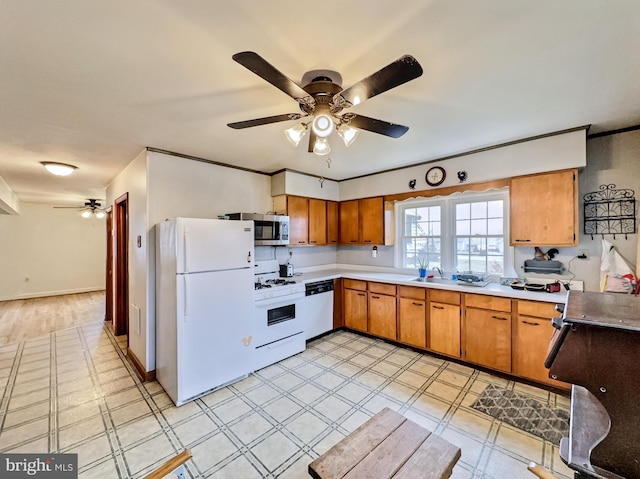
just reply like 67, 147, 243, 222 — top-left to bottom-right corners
253, 260, 306, 370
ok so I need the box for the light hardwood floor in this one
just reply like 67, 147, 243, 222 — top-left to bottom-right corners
0, 291, 106, 346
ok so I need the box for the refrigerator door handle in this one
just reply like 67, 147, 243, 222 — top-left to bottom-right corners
183, 275, 189, 320
247, 251, 251, 263
183, 231, 190, 273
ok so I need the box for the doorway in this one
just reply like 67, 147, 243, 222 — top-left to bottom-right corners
114, 193, 128, 337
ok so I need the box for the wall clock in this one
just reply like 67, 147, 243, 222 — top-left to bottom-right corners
425, 166, 446, 187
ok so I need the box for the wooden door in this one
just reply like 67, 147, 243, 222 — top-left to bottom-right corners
326, 201, 339, 245
114, 193, 128, 337
339, 200, 359, 244
288, 196, 308, 245
105, 207, 113, 323
359, 197, 384, 245
344, 288, 368, 332
368, 293, 397, 340
429, 302, 460, 357
464, 308, 512, 372
510, 169, 577, 246
398, 297, 426, 348
308, 198, 327, 245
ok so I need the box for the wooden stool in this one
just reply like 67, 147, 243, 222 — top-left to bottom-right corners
309, 408, 461, 479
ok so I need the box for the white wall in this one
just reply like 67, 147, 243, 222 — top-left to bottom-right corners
339, 129, 587, 200
0, 202, 105, 300
106, 149, 148, 368
271, 170, 339, 201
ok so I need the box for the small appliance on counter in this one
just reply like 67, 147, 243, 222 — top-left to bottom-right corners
280, 263, 294, 277
456, 272, 490, 287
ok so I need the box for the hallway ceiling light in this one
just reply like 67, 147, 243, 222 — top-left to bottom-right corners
41, 162, 77, 176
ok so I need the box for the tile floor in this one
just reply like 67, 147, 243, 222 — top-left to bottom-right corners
0, 323, 574, 478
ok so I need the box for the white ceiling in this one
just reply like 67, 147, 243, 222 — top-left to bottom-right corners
1, 1, 639, 206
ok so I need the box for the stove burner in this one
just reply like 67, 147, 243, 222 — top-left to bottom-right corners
254, 283, 272, 290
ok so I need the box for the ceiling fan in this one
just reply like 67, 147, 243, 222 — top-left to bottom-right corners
54, 199, 106, 218
227, 52, 423, 154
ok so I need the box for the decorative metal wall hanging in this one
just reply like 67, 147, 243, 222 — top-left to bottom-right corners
583, 184, 636, 239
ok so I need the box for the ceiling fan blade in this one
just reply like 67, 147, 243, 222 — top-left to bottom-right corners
232, 52, 313, 104
344, 114, 409, 138
334, 55, 423, 108
227, 113, 304, 129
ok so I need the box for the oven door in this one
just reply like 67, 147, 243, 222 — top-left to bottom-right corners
254, 294, 304, 347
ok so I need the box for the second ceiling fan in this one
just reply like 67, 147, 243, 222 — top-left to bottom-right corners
227, 52, 423, 155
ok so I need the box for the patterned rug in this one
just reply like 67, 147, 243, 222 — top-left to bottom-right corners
471, 384, 569, 443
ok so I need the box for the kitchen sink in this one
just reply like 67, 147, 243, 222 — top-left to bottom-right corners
412, 277, 457, 285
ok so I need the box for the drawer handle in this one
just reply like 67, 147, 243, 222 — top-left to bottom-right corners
432, 305, 444, 310
357, 293, 366, 297
309, 241, 317, 244
492, 315, 508, 321
523, 320, 540, 326
514, 239, 531, 242
371, 295, 380, 299
298, 241, 306, 244
350, 240, 357, 243
364, 240, 372, 243
412, 302, 423, 307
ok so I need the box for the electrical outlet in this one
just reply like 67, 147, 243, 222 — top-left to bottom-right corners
578, 249, 589, 260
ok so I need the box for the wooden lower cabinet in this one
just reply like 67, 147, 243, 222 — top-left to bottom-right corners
398, 286, 427, 348
344, 287, 368, 332
464, 307, 512, 372
429, 302, 461, 358
513, 300, 569, 388
368, 293, 397, 340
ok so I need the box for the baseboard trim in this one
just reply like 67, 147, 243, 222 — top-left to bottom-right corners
0, 287, 105, 302
126, 348, 156, 383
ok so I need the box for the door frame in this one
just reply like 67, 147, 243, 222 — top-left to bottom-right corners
105, 206, 113, 323
114, 193, 129, 337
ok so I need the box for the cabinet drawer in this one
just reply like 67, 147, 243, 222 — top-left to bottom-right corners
429, 290, 460, 305
343, 279, 367, 291
369, 282, 396, 295
398, 286, 426, 300
518, 300, 558, 319
465, 294, 511, 312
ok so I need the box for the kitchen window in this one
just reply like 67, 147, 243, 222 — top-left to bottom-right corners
396, 190, 510, 275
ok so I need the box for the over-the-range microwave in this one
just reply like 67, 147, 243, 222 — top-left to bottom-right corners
226, 213, 289, 246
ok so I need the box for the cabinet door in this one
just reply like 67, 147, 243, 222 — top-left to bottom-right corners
368, 293, 397, 340
464, 308, 512, 372
512, 315, 552, 384
399, 297, 426, 348
428, 302, 461, 358
359, 197, 384, 245
510, 169, 577, 246
308, 198, 327, 245
339, 200, 359, 244
344, 288, 368, 332
326, 201, 339, 245
288, 196, 308, 245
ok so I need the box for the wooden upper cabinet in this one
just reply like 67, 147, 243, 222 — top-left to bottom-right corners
326, 201, 339, 245
287, 196, 309, 245
339, 200, 360, 244
510, 169, 578, 246
308, 198, 327, 245
339, 197, 384, 245
360, 197, 384, 245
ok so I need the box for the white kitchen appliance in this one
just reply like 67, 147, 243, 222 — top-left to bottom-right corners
301, 279, 335, 340
253, 260, 305, 370
156, 217, 254, 406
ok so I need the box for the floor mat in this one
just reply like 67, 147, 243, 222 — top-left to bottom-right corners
471, 384, 569, 444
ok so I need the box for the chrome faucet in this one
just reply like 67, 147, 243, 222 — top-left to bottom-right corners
434, 267, 444, 278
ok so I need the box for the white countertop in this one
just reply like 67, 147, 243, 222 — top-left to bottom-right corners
293, 266, 568, 304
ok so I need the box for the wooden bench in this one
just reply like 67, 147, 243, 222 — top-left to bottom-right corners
309, 408, 461, 479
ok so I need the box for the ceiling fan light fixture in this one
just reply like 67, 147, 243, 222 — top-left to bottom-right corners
95, 211, 105, 219
284, 123, 308, 147
337, 123, 359, 147
313, 137, 331, 156
81, 210, 92, 218
311, 114, 334, 138
41, 162, 77, 176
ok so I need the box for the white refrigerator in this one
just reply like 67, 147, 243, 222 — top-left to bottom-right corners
156, 217, 254, 406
